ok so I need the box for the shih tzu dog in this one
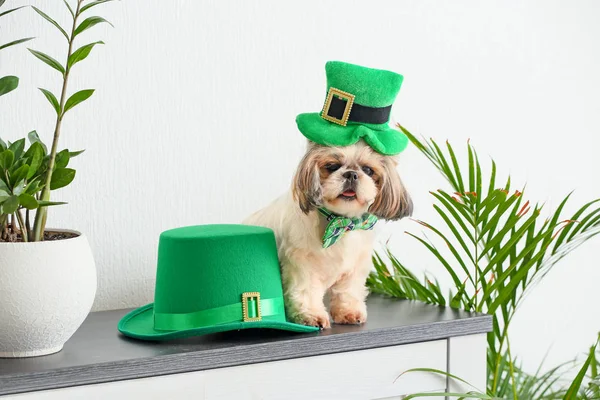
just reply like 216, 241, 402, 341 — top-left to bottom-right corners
244, 140, 412, 328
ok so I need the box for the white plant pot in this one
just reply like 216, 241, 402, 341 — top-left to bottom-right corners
0, 230, 96, 358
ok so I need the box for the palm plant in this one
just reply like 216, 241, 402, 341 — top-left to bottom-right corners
367, 125, 600, 398
398, 337, 599, 399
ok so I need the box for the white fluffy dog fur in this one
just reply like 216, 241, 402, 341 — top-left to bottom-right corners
245, 140, 412, 328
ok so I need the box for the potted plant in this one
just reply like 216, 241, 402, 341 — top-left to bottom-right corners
0, 0, 115, 357
368, 127, 600, 398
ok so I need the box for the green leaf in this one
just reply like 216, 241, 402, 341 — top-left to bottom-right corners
50, 168, 76, 190
31, 7, 69, 41
477, 189, 508, 225
482, 204, 541, 274
18, 193, 38, 210
405, 231, 464, 291
426, 279, 446, 306
0, 149, 14, 169
398, 368, 484, 393
63, 89, 94, 113
24, 177, 43, 195
590, 343, 598, 378
0, 178, 8, 193
69, 149, 85, 157
63, 0, 74, 18
25, 144, 42, 178
0, 138, 6, 151
467, 142, 475, 193
12, 179, 24, 195
0, 5, 26, 17
80, 0, 116, 13
0, 75, 18, 96
1, 195, 19, 214
446, 140, 465, 193
480, 192, 522, 241
10, 164, 29, 187
564, 341, 598, 399
475, 152, 482, 206
38, 200, 67, 207
486, 237, 552, 313
0, 37, 34, 51
487, 159, 497, 197
431, 140, 459, 192
566, 206, 600, 241
39, 88, 60, 114
27, 131, 48, 154
431, 190, 476, 243
67, 41, 104, 69
399, 125, 437, 161
415, 214, 473, 283
74, 16, 113, 37
55, 149, 70, 168
28, 49, 65, 74
11, 157, 25, 171
8, 138, 25, 160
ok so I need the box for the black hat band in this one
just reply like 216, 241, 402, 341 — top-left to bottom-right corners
321, 87, 392, 126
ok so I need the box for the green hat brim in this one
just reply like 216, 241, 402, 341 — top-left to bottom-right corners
118, 303, 319, 341
296, 113, 409, 156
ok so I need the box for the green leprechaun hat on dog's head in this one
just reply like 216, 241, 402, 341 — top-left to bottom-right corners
296, 61, 408, 155
118, 224, 318, 340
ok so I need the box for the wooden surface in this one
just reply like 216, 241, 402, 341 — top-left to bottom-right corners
0, 296, 492, 396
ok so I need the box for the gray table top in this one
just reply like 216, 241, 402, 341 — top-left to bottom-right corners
0, 296, 491, 396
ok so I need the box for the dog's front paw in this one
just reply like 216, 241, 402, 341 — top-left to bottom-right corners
330, 307, 367, 325
298, 311, 331, 330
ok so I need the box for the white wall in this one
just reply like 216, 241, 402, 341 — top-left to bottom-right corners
2, 0, 599, 376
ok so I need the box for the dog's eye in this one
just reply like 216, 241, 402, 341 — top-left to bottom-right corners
362, 166, 374, 177
325, 163, 341, 172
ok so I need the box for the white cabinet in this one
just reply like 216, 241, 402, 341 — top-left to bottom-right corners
6, 339, 465, 400
0, 301, 491, 399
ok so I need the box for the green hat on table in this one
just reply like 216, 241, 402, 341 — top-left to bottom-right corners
296, 61, 408, 156
118, 224, 318, 340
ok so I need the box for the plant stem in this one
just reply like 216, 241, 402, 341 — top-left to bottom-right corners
506, 335, 518, 400
473, 206, 479, 311
0, 214, 7, 241
32, 0, 82, 241
25, 209, 31, 238
491, 313, 513, 392
15, 210, 28, 242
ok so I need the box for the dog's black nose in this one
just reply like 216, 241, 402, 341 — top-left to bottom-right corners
343, 171, 359, 181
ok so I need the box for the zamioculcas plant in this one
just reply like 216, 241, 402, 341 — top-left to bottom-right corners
0, 0, 117, 358
0, 132, 80, 241
367, 125, 600, 398
0, 0, 115, 242
0, 0, 34, 97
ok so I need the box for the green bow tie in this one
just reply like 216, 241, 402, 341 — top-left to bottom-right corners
318, 208, 378, 248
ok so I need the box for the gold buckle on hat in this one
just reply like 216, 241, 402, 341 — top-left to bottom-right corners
242, 292, 262, 322
321, 87, 355, 126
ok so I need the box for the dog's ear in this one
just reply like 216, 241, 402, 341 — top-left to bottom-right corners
369, 157, 413, 220
292, 146, 323, 214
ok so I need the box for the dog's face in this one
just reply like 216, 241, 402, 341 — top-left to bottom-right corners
292, 141, 413, 220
